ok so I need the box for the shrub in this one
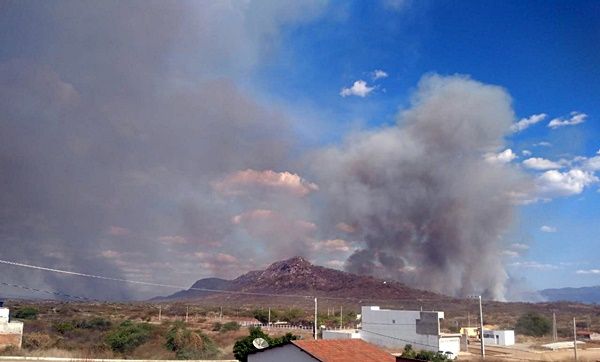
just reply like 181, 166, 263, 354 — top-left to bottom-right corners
105, 320, 152, 353
402, 344, 450, 362
166, 321, 219, 359
13, 307, 38, 320
75, 317, 112, 330
515, 312, 551, 337
53, 321, 75, 334
211, 322, 222, 332
219, 321, 240, 333
233, 327, 298, 362
22, 332, 53, 350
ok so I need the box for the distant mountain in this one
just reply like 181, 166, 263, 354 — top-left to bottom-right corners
153, 256, 447, 303
540, 286, 600, 304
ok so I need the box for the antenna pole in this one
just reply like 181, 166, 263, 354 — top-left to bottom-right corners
340, 306, 343, 329
553, 312, 557, 342
479, 295, 485, 359
158, 305, 162, 322
185, 306, 189, 323
314, 297, 318, 340
574, 317, 578, 361
268, 307, 271, 331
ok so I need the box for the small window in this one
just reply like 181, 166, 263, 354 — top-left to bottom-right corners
392, 320, 396, 324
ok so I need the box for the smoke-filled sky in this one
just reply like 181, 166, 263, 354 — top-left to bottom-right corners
1, 0, 599, 300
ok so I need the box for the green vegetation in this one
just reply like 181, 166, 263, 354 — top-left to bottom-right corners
233, 327, 298, 362
105, 320, 152, 353
12, 307, 39, 320
401, 344, 451, 362
165, 321, 219, 359
219, 321, 240, 332
515, 312, 551, 337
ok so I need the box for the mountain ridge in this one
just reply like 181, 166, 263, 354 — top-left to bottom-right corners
153, 256, 447, 302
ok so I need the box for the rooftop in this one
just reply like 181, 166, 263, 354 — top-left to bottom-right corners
292, 339, 395, 362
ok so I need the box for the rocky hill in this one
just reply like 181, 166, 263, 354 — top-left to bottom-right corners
153, 256, 448, 304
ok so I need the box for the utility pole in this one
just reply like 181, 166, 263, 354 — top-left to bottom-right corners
268, 308, 271, 331
478, 295, 485, 359
340, 306, 343, 329
185, 306, 189, 323
314, 297, 318, 340
573, 317, 578, 361
468, 312, 471, 327
158, 305, 162, 322
220, 306, 223, 321
553, 312, 557, 342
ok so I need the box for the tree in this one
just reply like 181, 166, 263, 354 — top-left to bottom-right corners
13, 307, 38, 320
515, 312, 551, 337
233, 327, 298, 362
105, 320, 152, 353
402, 344, 450, 362
165, 321, 219, 359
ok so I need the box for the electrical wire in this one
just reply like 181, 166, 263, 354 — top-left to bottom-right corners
0, 258, 468, 303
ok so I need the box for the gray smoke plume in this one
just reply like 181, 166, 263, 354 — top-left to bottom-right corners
0, 0, 326, 299
312, 74, 529, 300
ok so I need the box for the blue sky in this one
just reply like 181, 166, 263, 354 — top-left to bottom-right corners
1, 0, 599, 299
251, 0, 600, 290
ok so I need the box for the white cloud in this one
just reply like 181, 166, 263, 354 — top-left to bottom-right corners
522, 150, 532, 156
540, 225, 557, 233
509, 261, 560, 270
510, 113, 547, 133
597, 149, 600, 155
502, 250, 519, 258
522, 157, 563, 170
312, 239, 352, 252
214, 169, 318, 197
548, 111, 587, 129
536, 169, 598, 197
372, 69, 388, 80
511, 243, 529, 250
484, 148, 517, 164
340, 80, 375, 97
584, 156, 600, 171
576, 269, 600, 275
533, 141, 552, 147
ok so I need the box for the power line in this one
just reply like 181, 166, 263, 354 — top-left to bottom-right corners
0, 258, 464, 303
0, 281, 100, 302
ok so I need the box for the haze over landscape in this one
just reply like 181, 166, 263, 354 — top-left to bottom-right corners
1, 0, 599, 303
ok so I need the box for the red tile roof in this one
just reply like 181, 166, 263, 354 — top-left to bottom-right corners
292, 339, 395, 362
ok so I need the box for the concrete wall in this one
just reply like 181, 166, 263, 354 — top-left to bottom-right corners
0, 308, 9, 324
360, 306, 444, 353
438, 336, 461, 356
483, 330, 514, 346
248, 344, 318, 362
322, 329, 361, 340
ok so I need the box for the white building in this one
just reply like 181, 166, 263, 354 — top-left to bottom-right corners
0, 306, 24, 349
359, 306, 460, 357
483, 329, 514, 346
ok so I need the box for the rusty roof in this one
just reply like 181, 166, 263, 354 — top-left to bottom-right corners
292, 339, 396, 362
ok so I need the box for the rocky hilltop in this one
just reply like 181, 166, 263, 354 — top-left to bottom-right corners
154, 256, 446, 303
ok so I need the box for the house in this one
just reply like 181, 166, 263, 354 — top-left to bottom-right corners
459, 326, 478, 338
248, 339, 395, 362
359, 306, 460, 358
0, 303, 24, 349
482, 330, 514, 346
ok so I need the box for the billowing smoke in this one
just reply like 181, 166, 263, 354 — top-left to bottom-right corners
1, 2, 528, 301
312, 75, 528, 299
